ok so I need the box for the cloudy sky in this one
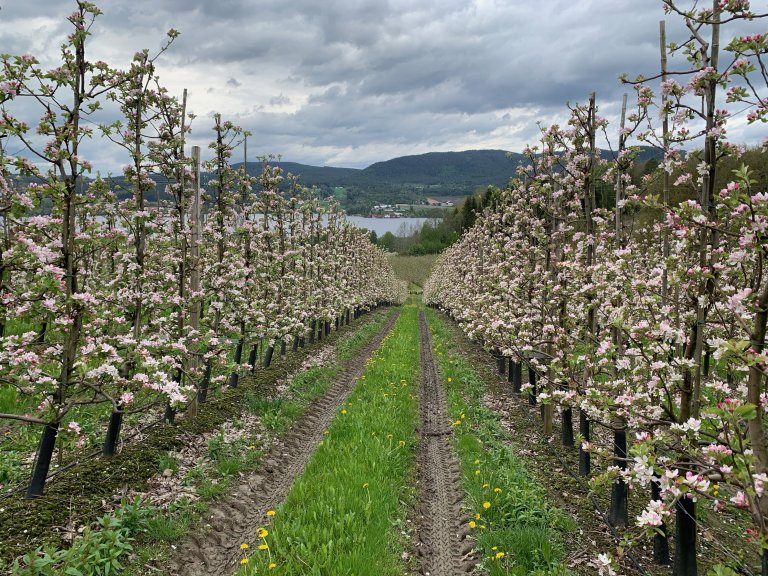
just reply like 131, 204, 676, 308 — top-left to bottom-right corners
0, 1, 764, 172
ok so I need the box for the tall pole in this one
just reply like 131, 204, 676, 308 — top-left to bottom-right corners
660, 21, 670, 308
190, 146, 203, 401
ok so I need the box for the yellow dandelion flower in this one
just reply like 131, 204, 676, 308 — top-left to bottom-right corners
482, 501, 491, 509
475, 469, 481, 476
461, 413, 465, 419
492, 546, 498, 551
266, 510, 276, 517
495, 551, 505, 559
469, 520, 476, 528
447, 377, 452, 382
475, 513, 481, 520
240, 558, 249, 565
257, 527, 269, 538
268, 563, 277, 570
362, 482, 369, 488
474, 459, 480, 465
259, 544, 269, 550
399, 440, 405, 447
494, 487, 502, 493
453, 420, 462, 426
240, 543, 249, 550
482, 483, 489, 488
341, 409, 347, 414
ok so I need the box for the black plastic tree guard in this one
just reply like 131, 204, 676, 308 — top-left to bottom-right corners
609, 427, 628, 527
673, 496, 697, 576
27, 422, 59, 498
228, 338, 244, 388
103, 409, 124, 456
248, 343, 258, 374
263, 345, 275, 368
651, 478, 671, 565
579, 409, 590, 476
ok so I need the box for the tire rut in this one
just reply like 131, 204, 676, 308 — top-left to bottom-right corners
165, 310, 401, 576
416, 311, 475, 576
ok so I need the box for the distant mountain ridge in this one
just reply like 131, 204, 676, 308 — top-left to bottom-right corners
234, 147, 662, 194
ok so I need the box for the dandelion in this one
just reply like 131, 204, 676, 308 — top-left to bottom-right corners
257, 527, 269, 538
474, 459, 480, 465
482, 483, 489, 488
341, 409, 347, 414
474, 513, 480, 520
240, 543, 249, 550
495, 551, 505, 559
259, 544, 269, 550
453, 420, 462, 426
469, 520, 476, 528
447, 377, 452, 382
240, 558, 249, 565
483, 501, 491, 509
494, 487, 502, 493
268, 563, 277, 569
475, 469, 481, 475
266, 510, 276, 517
362, 483, 369, 489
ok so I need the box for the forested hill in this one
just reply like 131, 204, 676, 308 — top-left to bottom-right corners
235, 147, 663, 194
235, 149, 524, 192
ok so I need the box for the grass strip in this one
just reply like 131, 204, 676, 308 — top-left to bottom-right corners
238, 305, 420, 575
425, 308, 576, 576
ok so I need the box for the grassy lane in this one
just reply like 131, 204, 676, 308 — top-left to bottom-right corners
425, 309, 576, 576
238, 305, 420, 576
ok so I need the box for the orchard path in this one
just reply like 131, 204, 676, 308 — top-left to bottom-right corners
166, 311, 400, 576
415, 310, 475, 575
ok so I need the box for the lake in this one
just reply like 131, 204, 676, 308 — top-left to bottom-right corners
346, 216, 440, 237
78, 214, 439, 238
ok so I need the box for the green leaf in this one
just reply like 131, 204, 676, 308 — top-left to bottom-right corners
734, 402, 757, 420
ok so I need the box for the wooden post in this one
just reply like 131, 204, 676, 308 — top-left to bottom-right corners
655, 22, 672, 565
190, 145, 203, 404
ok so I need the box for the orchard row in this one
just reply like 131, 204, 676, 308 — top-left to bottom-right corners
426, 2, 767, 574
0, 3, 406, 497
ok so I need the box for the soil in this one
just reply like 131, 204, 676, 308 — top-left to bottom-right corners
415, 311, 475, 576
162, 310, 401, 576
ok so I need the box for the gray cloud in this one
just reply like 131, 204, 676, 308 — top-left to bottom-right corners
0, 0, 764, 171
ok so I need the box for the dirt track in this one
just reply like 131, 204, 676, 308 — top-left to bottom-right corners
416, 311, 474, 575
165, 311, 400, 576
